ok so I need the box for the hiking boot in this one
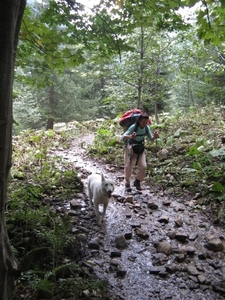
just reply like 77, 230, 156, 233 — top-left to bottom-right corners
125, 183, 132, 192
134, 179, 142, 190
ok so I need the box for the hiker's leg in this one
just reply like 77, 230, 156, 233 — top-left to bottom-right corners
124, 146, 136, 183
136, 152, 146, 182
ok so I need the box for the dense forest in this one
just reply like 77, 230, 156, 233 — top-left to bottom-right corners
14, 0, 225, 132
1, 0, 225, 299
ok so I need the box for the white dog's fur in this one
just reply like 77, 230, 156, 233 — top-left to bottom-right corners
87, 173, 115, 225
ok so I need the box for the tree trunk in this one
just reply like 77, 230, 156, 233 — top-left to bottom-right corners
137, 26, 144, 108
0, 1, 26, 299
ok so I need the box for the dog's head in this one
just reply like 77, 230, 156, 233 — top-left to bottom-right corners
101, 173, 115, 198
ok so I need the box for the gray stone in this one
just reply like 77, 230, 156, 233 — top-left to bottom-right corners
158, 215, 169, 224
175, 232, 189, 243
187, 265, 200, 276
167, 230, 177, 239
110, 250, 121, 258
156, 242, 172, 255
175, 218, 183, 227
88, 238, 100, 250
76, 233, 88, 243
115, 235, 128, 249
148, 201, 159, 210
205, 237, 224, 252
70, 199, 82, 209
116, 269, 127, 278
135, 227, 149, 239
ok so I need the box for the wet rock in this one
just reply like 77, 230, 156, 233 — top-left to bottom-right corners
147, 201, 159, 210
149, 266, 167, 275
155, 242, 172, 255
166, 230, 176, 239
198, 251, 211, 260
68, 210, 79, 216
174, 218, 183, 227
124, 195, 134, 204
198, 274, 207, 284
152, 253, 169, 265
174, 204, 185, 212
204, 236, 224, 252
71, 227, 80, 234
188, 282, 199, 290
209, 260, 222, 269
110, 259, 120, 267
135, 227, 149, 240
125, 213, 132, 218
116, 269, 127, 278
115, 235, 128, 249
88, 238, 100, 250
82, 261, 94, 271
76, 225, 89, 233
130, 221, 141, 228
212, 280, 225, 294
162, 199, 171, 206
178, 246, 187, 255
128, 255, 137, 262
176, 254, 186, 262
186, 246, 196, 255
110, 250, 121, 258
158, 215, 169, 224
124, 231, 132, 240
175, 232, 189, 243
165, 263, 180, 273
189, 232, 198, 241
138, 209, 147, 217
187, 265, 200, 276
189, 275, 199, 283
70, 199, 82, 209
133, 202, 141, 210
76, 233, 88, 243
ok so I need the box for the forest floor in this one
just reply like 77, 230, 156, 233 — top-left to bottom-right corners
55, 132, 225, 300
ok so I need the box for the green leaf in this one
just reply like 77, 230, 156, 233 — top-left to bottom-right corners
211, 182, 225, 193
187, 145, 200, 156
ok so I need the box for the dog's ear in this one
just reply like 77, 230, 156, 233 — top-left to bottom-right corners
101, 173, 105, 182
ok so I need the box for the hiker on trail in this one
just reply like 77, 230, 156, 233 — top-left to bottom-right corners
122, 112, 159, 192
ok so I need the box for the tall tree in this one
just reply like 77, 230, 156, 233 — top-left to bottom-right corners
0, 1, 26, 299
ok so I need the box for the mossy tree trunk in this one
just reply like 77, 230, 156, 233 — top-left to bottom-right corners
0, 1, 26, 299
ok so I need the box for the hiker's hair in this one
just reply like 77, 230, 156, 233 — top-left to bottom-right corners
137, 112, 149, 122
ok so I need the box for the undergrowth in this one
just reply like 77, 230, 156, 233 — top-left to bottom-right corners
8, 126, 108, 300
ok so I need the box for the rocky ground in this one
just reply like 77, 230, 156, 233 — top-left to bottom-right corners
56, 133, 225, 300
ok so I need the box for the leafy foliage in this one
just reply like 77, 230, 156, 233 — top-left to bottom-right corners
8, 127, 108, 299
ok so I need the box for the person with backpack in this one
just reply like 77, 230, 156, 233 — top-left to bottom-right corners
122, 112, 158, 192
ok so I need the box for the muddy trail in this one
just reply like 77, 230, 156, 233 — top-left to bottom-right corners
55, 133, 225, 300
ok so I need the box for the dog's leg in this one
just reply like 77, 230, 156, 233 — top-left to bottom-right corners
102, 203, 108, 221
88, 184, 93, 207
94, 201, 101, 225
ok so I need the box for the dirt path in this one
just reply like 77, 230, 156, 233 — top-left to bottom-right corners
57, 134, 225, 300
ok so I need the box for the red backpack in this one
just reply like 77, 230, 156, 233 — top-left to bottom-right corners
119, 109, 151, 130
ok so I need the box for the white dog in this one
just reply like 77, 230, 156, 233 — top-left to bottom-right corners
87, 173, 115, 225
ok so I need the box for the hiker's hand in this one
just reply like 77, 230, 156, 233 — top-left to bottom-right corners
153, 131, 159, 139
131, 132, 137, 139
